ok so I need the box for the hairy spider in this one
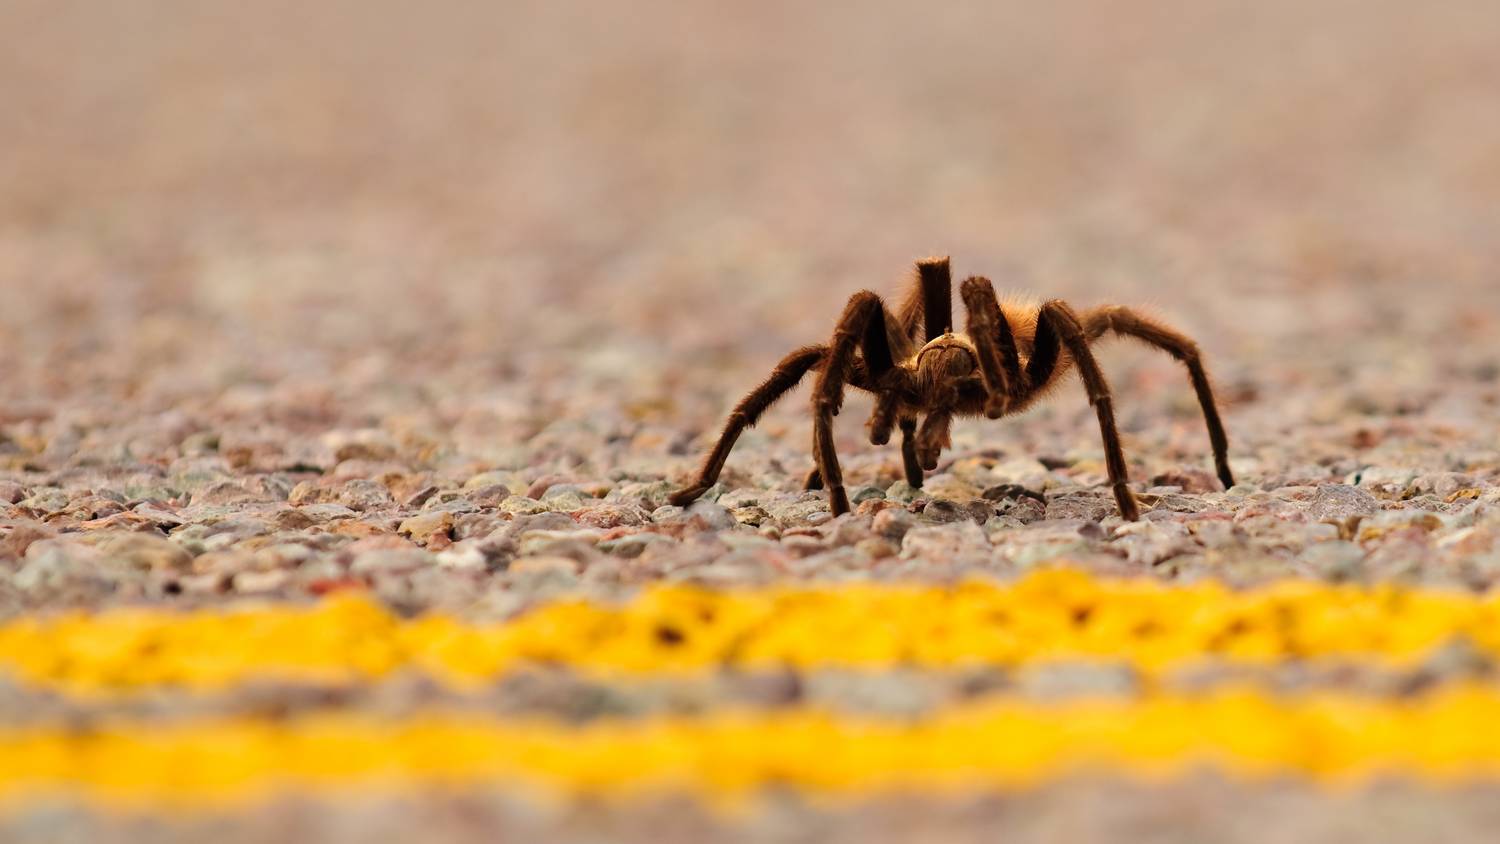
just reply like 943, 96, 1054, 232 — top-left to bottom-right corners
670, 257, 1235, 519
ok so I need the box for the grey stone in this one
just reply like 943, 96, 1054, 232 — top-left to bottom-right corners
606, 480, 676, 510
872, 508, 916, 540
574, 503, 650, 529
1309, 484, 1380, 521
716, 488, 762, 509
921, 499, 967, 524
403, 485, 440, 508
1300, 540, 1367, 581
597, 533, 674, 558
338, 479, 395, 511
397, 511, 455, 543
684, 501, 736, 530
541, 483, 587, 501
650, 504, 687, 523
498, 495, 548, 516
467, 484, 513, 507
885, 481, 920, 503
730, 505, 772, 527
517, 529, 603, 557
17, 489, 68, 514
900, 520, 992, 561
541, 492, 588, 513
762, 494, 832, 525
99, 533, 194, 573
349, 549, 436, 575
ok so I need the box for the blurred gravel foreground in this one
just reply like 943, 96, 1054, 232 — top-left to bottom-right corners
2, 0, 1500, 841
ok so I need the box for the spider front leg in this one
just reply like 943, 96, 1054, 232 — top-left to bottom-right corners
915, 411, 951, 471
866, 391, 901, 446
896, 256, 955, 344
809, 403, 901, 490
669, 344, 828, 507
811, 290, 901, 516
811, 365, 900, 492
1028, 300, 1140, 521
899, 418, 924, 487
959, 275, 1026, 417
803, 466, 823, 490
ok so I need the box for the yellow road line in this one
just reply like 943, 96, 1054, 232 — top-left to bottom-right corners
4, 685, 1500, 812
3, 569, 1497, 696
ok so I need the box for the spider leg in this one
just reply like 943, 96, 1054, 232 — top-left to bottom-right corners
1026, 306, 1061, 389
899, 418, 924, 487
669, 344, 828, 507
1029, 300, 1140, 521
959, 275, 1026, 418
1082, 306, 1236, 490
812, 290, 899, 516
866, 391, 901, 446
895, 257, 954, 344
798, 294, 911, 501
915, 411, 952, 471
803, 466, 824, 490
918, 258, 954, 342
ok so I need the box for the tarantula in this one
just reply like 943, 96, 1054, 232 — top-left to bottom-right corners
670, 257, 1235, 519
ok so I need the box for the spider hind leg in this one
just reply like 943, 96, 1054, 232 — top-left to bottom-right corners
1083, 306, 1236, 490
669, 344, 828, 507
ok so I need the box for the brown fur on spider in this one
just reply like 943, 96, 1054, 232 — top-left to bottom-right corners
670, 257, 1235, 520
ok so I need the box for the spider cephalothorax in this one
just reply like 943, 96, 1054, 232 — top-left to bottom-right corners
913, 334, 977, 398
670, 257, 1235, 520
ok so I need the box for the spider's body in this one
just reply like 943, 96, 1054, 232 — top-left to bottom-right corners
671, 258, 1235, 520
910, 333, 981, 406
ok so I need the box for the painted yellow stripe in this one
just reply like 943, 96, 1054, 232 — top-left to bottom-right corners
3, 569, 1499, 695
5, 685, 1500, 812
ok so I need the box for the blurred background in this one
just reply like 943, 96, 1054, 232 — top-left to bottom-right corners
4, 0, 1497, 398
4, 3, 1500, 841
